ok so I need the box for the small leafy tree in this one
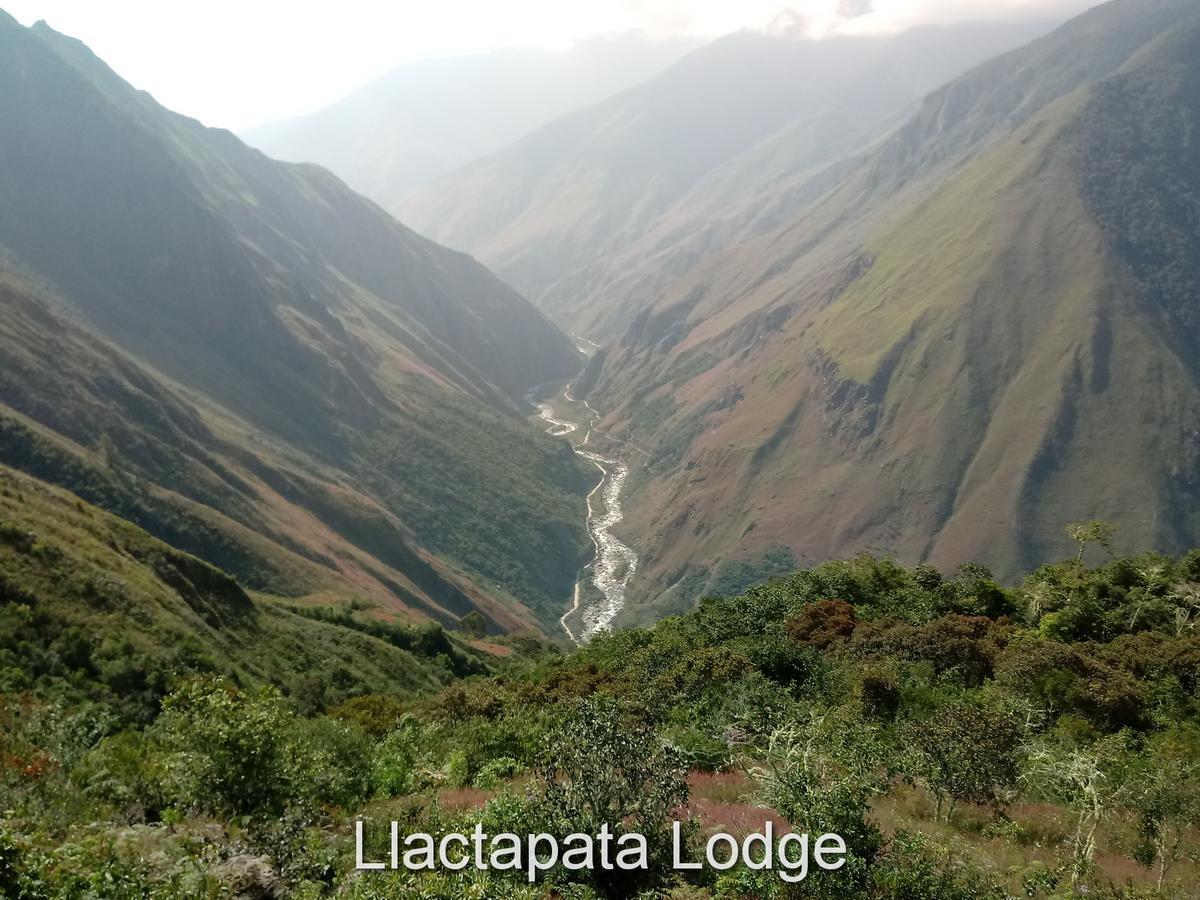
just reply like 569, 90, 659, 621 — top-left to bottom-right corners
1126, 728, 1200, 889
751, 709, 886, 896
156, 676, 293, 817
532, 696, 690, 896
372, 715, 429, 797
901, 698, 1029, 820
1022, 734, 1128, 887
285, 715, 372, 809
1067, 521, 1116, 565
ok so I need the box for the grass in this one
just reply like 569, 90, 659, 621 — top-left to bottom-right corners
0, 463, 491, 722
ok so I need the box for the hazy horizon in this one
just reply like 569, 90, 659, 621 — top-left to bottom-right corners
4, 0, 1097, 131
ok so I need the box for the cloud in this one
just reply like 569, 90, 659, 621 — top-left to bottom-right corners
4, 0, 1097, 129
838, 0, 875, 18
742, 0, 1095, 39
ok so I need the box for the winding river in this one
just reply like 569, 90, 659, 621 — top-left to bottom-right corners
537, 401, 638, 644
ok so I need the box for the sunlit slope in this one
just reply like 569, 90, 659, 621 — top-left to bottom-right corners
806, 83, 1200, 571
585, 0, 1200, 621
0, 462, 489, 717
399, 20, 1063, 340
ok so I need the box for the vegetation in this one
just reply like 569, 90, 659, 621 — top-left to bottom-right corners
0, 10, 593, 639
351, 376, 595, 623
582, 0, 1200, 619
4, 538, 1200, 897
0, 464, 490, 725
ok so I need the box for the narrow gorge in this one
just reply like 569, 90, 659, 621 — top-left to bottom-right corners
537, 396, 638, 643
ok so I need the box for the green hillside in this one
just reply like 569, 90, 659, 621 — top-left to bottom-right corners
5, 548, 1199, 896
0, 463, 490, 723
582, 0, 1200, 622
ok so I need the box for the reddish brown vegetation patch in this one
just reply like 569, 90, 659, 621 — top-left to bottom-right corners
470, 639, 513, 657
436, 786, 494, 812
785, 598, 857, 648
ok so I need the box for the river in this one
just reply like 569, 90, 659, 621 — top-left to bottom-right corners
537, 399, 638, 644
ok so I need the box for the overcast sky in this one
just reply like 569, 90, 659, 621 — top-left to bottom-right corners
5, 0, 1096, 131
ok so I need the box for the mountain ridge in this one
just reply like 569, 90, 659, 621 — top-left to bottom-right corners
0, 12, 594, 633
398, 17, 1069, 342
579, 0, 1200, 624
242, 35, 700, 208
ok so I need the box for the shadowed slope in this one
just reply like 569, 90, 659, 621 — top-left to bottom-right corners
0, 13, 594, 630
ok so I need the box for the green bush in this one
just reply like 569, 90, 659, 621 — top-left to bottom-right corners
286, 715, 372, 810
156, 676, 295, 817
473, 756, 519, 789
528, 696, 692, 895
372, 718, 428, 797
872, 832, 1005, 899
73, 730, 167, 821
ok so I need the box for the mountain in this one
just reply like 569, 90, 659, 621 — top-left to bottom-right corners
577, 0, 1200, 624
0, 11, 593, 633
242, 35, 699, 209
398, 18, 1065, 341
0, 459, 492, 720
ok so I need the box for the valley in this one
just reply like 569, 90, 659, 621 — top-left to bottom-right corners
536, 392, 638, 643
4, 2, 1200, 896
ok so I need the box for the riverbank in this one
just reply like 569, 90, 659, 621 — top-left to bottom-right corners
536, 393, 637, 643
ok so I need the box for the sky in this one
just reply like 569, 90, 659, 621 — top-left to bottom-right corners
4, 0, 1095, 131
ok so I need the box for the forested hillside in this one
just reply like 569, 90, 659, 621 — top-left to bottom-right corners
4, 548, 1199, 896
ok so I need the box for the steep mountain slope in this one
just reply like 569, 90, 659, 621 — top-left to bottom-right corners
243, 36, 699, 209
0, 12, 593, 630
581, 0, 1200, 623
399, 19, 1063, 340
0, 460, 491, 719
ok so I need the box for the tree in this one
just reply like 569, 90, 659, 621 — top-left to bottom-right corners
1126, 728, 1200, 889
751, 709, 886, 896
1167, 581, 1200, 636
902, 699, 1029, 820
457, 610, 488, 639
784, 598, 856, 649
1022, 735, 1128, 887
156, 677, 294, 817
1066, 521, 1116, 566
532, 696, 689, 895
1022, 579, 1065, 626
